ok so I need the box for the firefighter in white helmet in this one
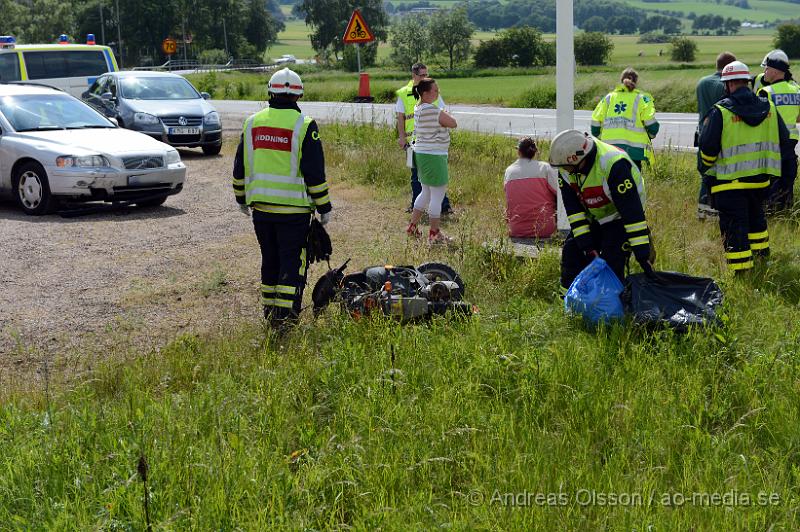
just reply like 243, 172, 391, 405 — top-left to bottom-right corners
232, 68, 332, 330
698, 61, 796, 273
549, 129, 653, 295
754, 50, 800, 210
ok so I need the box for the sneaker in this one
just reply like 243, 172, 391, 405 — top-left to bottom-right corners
406, 222, 422, 238
428, 228, 454, 245
697, 203, 718, 220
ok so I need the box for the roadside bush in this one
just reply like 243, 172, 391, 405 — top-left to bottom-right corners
574, 32, 614, 65
473, 26, 550, 68
637, 33, 672, 44
199, 48, 229, 65
670, 37, 698, 62
194, 71, 218, 98
774, 23, 800, 58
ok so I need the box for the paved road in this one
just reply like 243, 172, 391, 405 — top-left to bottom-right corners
216, 100, 701, 150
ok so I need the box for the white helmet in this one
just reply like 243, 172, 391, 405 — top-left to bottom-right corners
268, 67, 303, 95
548, 130, 594, 167
761, 49, 790, 70
720, 60, 751, 82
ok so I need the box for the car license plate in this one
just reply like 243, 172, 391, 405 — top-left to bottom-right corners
169, 127, 200, 135
128, 174, 160, 186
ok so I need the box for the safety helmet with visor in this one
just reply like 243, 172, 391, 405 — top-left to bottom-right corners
761, 49, 790, 71
548, 129, 595, 169
268, 67, 304, 96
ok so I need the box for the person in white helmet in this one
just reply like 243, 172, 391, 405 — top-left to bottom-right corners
698, 61, 796, 273
754, 49, 799, 210
549, 129, 653, 295
232, 67, 332, 330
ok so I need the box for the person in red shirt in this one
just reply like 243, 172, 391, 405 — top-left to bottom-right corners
503, 137, 560, 239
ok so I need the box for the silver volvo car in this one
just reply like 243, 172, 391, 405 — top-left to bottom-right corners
0, 83, 186, 215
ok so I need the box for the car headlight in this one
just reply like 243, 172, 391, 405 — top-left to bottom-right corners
165, 150, 181, 164
56, 155, 109, 168
134, 112, 160, 125
204, 111, 220, 126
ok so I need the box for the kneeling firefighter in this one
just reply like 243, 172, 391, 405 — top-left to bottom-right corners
232, 68, 332, 328
548, 130, 653, 294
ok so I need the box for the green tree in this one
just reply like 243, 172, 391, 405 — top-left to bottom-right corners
582, 16, 605, 32
574, 32, 614, 66
774, 23, 800, 59
429, 7, 474, 70
296, 0, 388, 61
389, 14, 429, 68
670, 36, 698, 62
473, 26, 548, 68
18, 0, 77, 44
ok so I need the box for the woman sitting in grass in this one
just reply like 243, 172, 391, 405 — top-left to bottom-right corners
406, 78, 458, 244
503, 136, 561, 240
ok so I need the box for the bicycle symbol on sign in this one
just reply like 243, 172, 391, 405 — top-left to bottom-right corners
349, 21, 367, 39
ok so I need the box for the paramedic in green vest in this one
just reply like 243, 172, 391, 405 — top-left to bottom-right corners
754, 49, 800, 210
396, 62, 451, 214
591, 67, 660, 170
232, 68, 332, 329
698, 61, 796, 274
548, 130, 654, 294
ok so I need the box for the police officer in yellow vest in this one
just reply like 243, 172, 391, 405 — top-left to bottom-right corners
549, 130, 653, 294
232, 68, 332, 329
755, 50, 800, 210
396, 62, 451, 214
699, 61, 796, 273
591, 68, 660, 170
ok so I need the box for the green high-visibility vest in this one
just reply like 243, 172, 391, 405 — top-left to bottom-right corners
706, 102, 782, 193
753, 73, 765, 94
242, 107, 313, 209
759, 80, 800, 141
396, 80, 441, 140
591, 87, 657, 162
561, 139, 646, 225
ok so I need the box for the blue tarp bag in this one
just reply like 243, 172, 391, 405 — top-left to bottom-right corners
564, 257, 625, 324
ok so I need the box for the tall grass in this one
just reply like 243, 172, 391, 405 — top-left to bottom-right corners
2, 125, 800, 529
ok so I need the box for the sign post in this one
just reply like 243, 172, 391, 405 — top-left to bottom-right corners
343, 9, 376, 102
162, 37, 177, 56
342, 9, 375, 72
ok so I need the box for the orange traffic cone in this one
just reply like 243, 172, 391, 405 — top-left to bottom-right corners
355, 72, 374, 103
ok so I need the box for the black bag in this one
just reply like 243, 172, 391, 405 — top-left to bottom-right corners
621, 272, 723, 331
307, 218, 332, 265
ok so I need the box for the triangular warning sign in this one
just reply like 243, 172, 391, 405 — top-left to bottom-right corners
342, 9, 375, 44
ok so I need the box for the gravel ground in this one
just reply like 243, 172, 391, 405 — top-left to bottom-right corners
0, 137, 266, 376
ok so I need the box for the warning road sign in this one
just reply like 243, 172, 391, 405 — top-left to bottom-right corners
342, 9, 375, 44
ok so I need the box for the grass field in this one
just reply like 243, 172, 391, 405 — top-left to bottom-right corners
189, 67, 721, 112
3, 124, 800, 528
270, 19, 774, 65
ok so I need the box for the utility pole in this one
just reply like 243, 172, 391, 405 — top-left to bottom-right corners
222, 18, 229, 59
556, 0, 574, 133
182, 17, 188, 62
99, 1, 106, 45
115, 0, 123, 66
555, 0, 574, 233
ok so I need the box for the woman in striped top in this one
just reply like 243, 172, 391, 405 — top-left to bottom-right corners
406, 78, 458, 244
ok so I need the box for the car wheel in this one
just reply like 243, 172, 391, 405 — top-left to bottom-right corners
13, 161, 56, 215
137, 195, 168, 208
202, 143, 222, 156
